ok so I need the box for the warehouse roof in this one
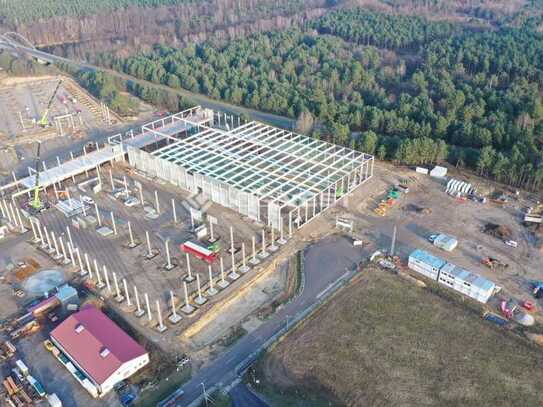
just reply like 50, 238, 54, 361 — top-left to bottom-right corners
50, 305, 147, 385
145, 111, 372, 207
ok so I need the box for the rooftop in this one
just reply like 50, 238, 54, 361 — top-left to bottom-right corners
50, 305, 147, 385
409, 249, 447, 270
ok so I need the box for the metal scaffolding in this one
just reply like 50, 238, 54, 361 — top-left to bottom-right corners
128, 107, 374, 233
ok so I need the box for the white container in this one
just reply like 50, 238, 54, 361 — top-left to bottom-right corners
416, 167, 429, 175
47, 393, 63, 407
430, 166, 447, 178
15, 359, 29, 376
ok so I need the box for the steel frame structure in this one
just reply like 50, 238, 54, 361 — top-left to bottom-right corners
129, 107, 374, 234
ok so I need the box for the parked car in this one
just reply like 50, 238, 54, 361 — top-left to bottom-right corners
504, 240, 518, 248
43, 340, 54, 352
80, 195, 94, 205
124, 197, 139, 207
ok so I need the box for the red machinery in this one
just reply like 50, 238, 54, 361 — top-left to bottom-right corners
180, 241, 218, 264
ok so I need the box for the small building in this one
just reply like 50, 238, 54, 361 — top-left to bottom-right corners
432, 234, 458, 252
438, 263, 496, 304
430, 165, 447, 178
408, 249, 446, 280
50, 305, 149, 397
55, 284, 79, 308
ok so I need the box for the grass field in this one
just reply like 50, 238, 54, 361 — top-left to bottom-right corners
252, 268, 543, 407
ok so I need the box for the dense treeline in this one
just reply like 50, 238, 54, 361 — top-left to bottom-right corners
311, 9, 459, 50
94, 10, 543, 190
1, 0, 196, 23
0, 0, 309, 24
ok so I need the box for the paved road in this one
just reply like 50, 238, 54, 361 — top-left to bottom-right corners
177, 235, 366, 406
229, 383, 268, 407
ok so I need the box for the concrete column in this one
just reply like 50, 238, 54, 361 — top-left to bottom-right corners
195, 274, 207, 305
128, 221, 136, 247
289, 211, 293, 237
218, 257, 229, 289
172, 199, 177, 223
278, 217, 287, 244
250, 235, 259, 265
229, 251, 240, 280
110, 211, 117, 235
15, 207, 26, 233
95, 203, 102, 226
229, 226, 234, 253
156, 300, 167, 332
145, 231, 153, 257
139, 186, 144, 206
209, 220, 214, 241
103, 265, 111, 293
0, 199, 6, 218
70, 152, 76, 182
36, 221, 45, 247
44, 226, 53, 252
260, 229, 269, 258
239, 242, 250, 273
77, 249, 86, 275
114, 272, 124, 301
169, 291, 182, 323
68, 242, 75, 265
30, 219, 38, 242
123, 279, 131, 306
60, 237, 69, 264
207, 265, 218, 296
270, 228, 278, 251
85, 253, 93, 280
53, 182, 59, 200
109, 169, 115, 191
144, 293, 152, 322
164, 239, 174, 270
181, 281, 195, 314
123, 176, 129, 195
185, 253, 195, 282
134, 286, 144, 317
51, 231, 60, 258
154, 191, 160, 214
7, 202, 18, 227
94, 259, 104, 288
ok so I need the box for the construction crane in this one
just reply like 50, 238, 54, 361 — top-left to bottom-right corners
37, 79, 62, 127
30, 141, 42, 210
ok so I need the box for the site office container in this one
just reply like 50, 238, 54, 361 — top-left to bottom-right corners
408, 249, 446, 281
180, 241, 218, 264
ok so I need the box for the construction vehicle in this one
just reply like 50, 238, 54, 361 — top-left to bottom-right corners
38, 79, 62, 127
481, 257, 509, 270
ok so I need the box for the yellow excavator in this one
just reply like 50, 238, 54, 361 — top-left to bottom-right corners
37, 79, 62, 127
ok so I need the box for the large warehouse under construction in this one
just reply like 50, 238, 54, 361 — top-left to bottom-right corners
6, 106, 373, 235
126, 107, 374, 234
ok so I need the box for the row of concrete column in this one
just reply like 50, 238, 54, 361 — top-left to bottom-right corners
28, 213, 287, 334
0, 198, 27, 233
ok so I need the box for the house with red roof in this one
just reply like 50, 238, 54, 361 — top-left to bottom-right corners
50, 304, 149, 397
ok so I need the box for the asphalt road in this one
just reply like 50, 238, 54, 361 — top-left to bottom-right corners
177, 234, 367, 406
229, 383, 268, 407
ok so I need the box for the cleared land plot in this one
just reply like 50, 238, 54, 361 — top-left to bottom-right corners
257, 269, 543, 407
